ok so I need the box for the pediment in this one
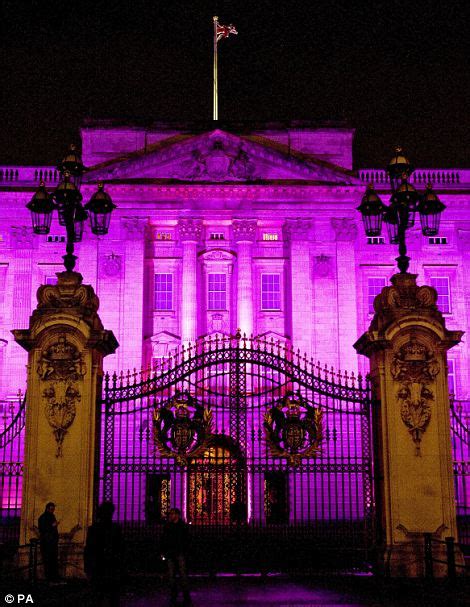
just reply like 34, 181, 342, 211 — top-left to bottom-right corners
256, 331, 288, 344
200, 330, 231, 341
150, 330, 180, 343
148, 331, 181, 358
85, 129, 357, 185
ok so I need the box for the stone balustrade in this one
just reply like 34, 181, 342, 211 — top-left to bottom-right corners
1, 165, 470, 188
0, 166, 60, 184
359, 168, 470, 187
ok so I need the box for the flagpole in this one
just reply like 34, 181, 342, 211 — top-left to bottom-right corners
213, 15, 218, 121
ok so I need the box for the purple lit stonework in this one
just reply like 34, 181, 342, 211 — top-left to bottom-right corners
1, 122, 469, 398
0, 121, 469, 541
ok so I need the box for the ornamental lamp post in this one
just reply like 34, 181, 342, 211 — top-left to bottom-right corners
26, 182, 55, 235
357, 184, 386, 237
418, 184, 446, 236
357, 147, 446, 273
26, 145, 116, 273
58, 143, 85, 189
16, 145, 119, 578
84, 183, 117, 235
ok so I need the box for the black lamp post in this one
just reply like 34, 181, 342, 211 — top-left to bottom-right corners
357, 147, 446, 273
26, 145, 116, 273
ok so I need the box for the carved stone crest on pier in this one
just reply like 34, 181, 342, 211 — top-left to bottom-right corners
390, 335, 440, 455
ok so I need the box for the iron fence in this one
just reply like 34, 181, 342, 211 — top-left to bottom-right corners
0, 393, 25, 544
450, 398, 470, 551
101, 334, 374, 571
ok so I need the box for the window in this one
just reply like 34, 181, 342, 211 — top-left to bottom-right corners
367, 236, 385, 245
447, 359, 456, 396
209, 232, 225, 240
154, 274, 173, 310
261, 273, 281, 310
46, 235, 65, 243
428, 237, 447, 245
430, 277, 451, 313
262, 233, 279, 241
208, 274, 226, 310
156, 232, 172, 241
367, 277, 387, 314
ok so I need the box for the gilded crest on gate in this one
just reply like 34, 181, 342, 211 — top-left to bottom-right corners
263, 391, 323, 466
153, 391, 213, 465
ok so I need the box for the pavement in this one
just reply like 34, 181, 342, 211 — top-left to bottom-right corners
2, 574, 470, 607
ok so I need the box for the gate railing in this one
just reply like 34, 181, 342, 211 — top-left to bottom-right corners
0, 393, 26, 448
100, 334, 375, 571
450, 397, 470, 549
0, 392, 26, 544
103, 334, 370, 402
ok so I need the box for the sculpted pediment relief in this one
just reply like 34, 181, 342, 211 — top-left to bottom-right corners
174, 139, 257, 182
257, 331, 287, 344
85, 130, 357, 184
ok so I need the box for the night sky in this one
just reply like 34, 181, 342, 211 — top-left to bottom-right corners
1, 0, 469, 168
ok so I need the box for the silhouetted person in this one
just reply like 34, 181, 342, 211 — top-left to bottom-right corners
84, 501, 122, 607
266, 487, 287, 524
161, 508, 191, 606
38, 502, 59, 582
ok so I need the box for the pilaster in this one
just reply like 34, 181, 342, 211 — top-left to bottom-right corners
354, 272, 464, 576
13, 271, 118, 577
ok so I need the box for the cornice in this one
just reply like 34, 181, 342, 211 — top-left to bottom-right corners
78, 183, 365, 200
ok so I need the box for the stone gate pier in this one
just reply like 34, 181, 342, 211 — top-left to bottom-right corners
355, 272, 465, 577
13, 271, 118, 577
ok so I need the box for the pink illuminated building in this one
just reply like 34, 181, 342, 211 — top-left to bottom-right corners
0, 120, 469, 402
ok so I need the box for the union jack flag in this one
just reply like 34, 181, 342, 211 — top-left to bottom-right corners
216, 23, 238, 42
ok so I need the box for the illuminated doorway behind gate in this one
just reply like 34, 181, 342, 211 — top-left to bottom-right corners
188, 440, 246, 524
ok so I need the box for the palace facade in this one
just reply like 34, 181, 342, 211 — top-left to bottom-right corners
1, 120, 469, 403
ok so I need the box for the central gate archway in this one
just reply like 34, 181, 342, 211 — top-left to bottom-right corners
101, 334, 373, 572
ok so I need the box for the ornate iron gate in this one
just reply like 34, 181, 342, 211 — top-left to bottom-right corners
0, 393, 25, 544
450, 398, 470, 550
101, 334, 374, 572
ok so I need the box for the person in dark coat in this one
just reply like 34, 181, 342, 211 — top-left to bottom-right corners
161, 508, 191, 606
38, 502, 59, 582
84, 501, 122, 607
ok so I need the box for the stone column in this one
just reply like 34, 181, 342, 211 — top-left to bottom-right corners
13, 271, 118, 577
233, 219, 257, 336
284, 219, 313, 356
332, 218, 359, 373
354, 273, 465, 576
178, 219, 202, 344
